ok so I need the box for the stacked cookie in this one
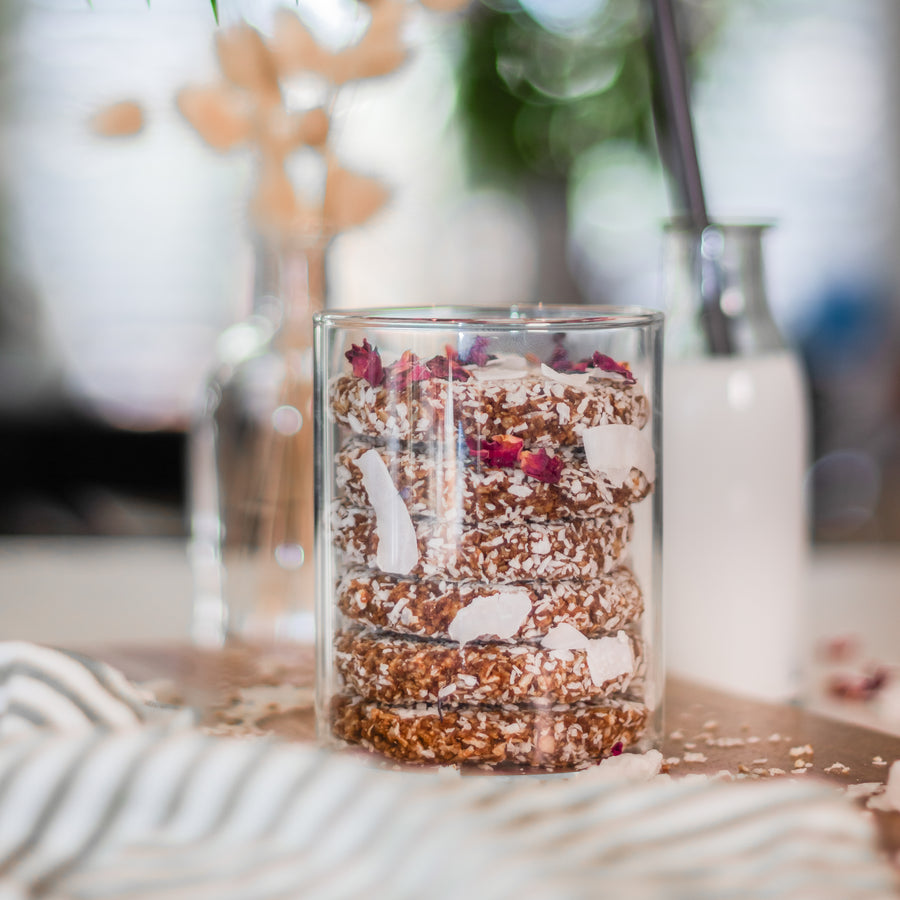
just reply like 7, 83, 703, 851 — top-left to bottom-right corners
327, 349, 655, 769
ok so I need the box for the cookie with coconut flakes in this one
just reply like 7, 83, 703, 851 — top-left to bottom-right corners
334, 625, 642, 707
335, 438, 652, 525
329, 360, 650, 446
332, 504, 634, 583
336, 567, 644, 642
331, 693, 649, 769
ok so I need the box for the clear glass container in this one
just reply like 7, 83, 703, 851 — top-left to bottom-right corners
662, 223, 809, 701
314, 306, 663, 771
189, 239, 326, 647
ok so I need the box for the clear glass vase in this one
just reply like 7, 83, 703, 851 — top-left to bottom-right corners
189, 238, 326, 648
662, 223, 810, 701
315, 306, 663, 771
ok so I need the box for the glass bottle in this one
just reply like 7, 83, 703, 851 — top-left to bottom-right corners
189, 237, 325, 648
662, 222, 809, 701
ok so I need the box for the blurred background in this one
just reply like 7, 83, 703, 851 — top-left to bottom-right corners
0, 0, 898, 544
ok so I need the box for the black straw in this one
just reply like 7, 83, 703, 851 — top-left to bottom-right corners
647, 0, 732, 355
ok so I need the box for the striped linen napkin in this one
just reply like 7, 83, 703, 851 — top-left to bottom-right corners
0, 642, 896, 900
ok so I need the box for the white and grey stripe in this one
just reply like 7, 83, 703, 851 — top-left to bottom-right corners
0, 643, 894, 899
0, 729, 892, 900
0, 643, 185, 735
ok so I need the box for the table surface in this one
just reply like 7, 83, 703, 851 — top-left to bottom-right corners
88, 640, 900, 868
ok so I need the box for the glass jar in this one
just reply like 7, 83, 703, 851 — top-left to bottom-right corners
314, 306, 663, 771
662, 223, 809, 701
189, 238, 326, 647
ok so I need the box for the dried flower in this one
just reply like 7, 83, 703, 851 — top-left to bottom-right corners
589, 352, 635, 383
548, 334, 573, 372
464, 436, 489, 464
519, 448, 563, 483
426, 354, 472, 381
484, 435, 523, 466
548, 334, 589, 372
827, 668, 889, 702
459, 336, 495, 368
385, 350, 432, 391
345, 338, 383, 386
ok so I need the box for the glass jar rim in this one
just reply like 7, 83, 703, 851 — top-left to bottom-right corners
314, 305, 663, 331
662, 218, 775, 233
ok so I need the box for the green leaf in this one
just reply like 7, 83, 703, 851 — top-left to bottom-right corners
210, 0, 218, 24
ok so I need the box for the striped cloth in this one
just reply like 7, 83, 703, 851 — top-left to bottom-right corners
0, 642, 895, 900
0, 642, 190, 735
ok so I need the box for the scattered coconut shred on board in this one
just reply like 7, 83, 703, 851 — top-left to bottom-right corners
354, 449, 419, 575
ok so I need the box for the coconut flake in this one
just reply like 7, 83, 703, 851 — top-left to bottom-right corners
586, 749, 663, 782
448, 588, 531, 644
867, 760, 900, 811
470, 365, 527, 382
470, 354, 529, 381
540, 623, 634, 686
540, 363, 590, 390
354, 449, 419, 575
582, 424, 655, 485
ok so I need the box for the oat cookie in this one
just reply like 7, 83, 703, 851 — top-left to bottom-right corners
334, 627, 642, 707
336, 567, 644, 641
330, 369, 649, 445
336, 439, 651, 524
333, 506, 633, 582
332, 694, 649, 769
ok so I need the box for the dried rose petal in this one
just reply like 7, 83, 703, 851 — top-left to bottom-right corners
426, 353, 472, 381
827, 668, 889, 702
610, 741, 624, 756
345, 338, 384, 387
484, 434, 523, 467
464, 435, 489, 463
589, 351, 635, 383
548, 334, 593, 373
385, 350, 432, 391
548, 334, 573, 372
459, 336, 494, 367
519, 448, 563, 483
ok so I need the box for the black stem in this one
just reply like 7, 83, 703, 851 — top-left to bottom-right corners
646, 0, 732, 355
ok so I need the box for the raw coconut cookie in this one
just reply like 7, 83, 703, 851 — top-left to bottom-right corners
332, 506, 634, 582
335, 567, 644, 642
330, 364, 650, 445
336, 439, 651, 524
331, 694, 649, 769
334, 626, 643, 707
